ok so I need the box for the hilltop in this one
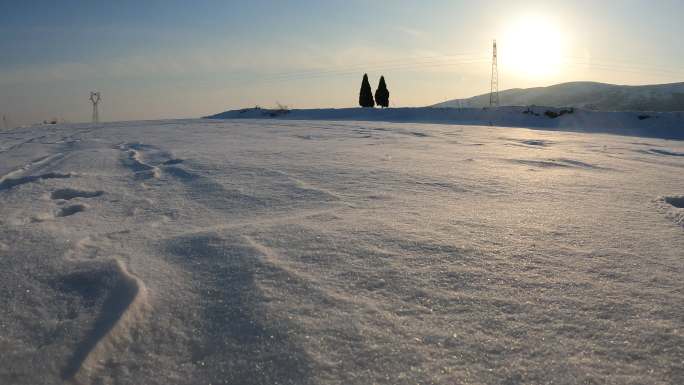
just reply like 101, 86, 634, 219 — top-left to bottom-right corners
432, 81, 684, 112
206, 106, 684, 140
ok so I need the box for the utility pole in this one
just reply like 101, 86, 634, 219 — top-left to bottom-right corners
489, 40, 499, 107
90, 92, 101, 124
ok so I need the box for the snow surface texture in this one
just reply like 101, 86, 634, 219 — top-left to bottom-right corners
432, 81, 684, 112
207, 106, 684, 140
0, 119, 683, 385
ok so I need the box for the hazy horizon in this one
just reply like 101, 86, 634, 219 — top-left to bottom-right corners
2, 0, 684, 126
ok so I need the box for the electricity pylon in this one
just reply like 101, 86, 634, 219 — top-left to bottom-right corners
90, 92, 101, 124
489, 40, 499, 107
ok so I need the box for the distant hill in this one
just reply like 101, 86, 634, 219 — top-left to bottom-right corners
432, 81, 684, 112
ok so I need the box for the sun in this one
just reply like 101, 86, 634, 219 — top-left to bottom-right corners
500, 15, 564, 79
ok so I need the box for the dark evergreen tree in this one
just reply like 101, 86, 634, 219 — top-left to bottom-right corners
374, 76, 390, 108
359, 74, 375, 108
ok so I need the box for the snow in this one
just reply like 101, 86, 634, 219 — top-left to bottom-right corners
1, 118, 683, 384
207, 106, 684, 140
432, 81, 684, 112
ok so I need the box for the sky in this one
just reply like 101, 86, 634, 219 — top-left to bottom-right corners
1, 0, 683, 125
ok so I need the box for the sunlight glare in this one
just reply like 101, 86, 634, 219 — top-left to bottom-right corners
500, 15, 564, 79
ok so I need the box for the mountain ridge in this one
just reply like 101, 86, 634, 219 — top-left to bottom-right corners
432, 81, 684, 112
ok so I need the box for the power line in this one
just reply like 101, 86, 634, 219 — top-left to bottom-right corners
275, 58, 488, 81
221, 52, 489, 87
253, 52, 683, 86
220, 48, 683, 91
557, 59, 684, 78
259, 51, 485, 80
212, 44, 684, 109
559, 55, 684, 75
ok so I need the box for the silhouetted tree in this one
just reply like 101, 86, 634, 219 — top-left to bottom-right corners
359, 74, 375, 108
375, 76, 390, 108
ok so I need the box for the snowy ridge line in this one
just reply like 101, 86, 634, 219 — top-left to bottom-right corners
0, 171, 73, 192
0, 153, 65, 182
166, 207, 345, 238
0, 134, 49, 154
205, 106, 684, 140
61, 258, 149, 383
508, 158, 608, 170
432, 81, 684, 112
267, 168, 341, 201
243, 235, 365, 308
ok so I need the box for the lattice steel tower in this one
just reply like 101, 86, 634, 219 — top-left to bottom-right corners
489, 40, 499, 107
90, 92, 101, 124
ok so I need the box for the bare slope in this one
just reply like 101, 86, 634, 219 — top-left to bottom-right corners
433, 81, 684, 112
1, 119, 683, 384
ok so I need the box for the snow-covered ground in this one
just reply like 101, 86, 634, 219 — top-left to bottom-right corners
1, 118, 683, 384
208, 106, 684, 140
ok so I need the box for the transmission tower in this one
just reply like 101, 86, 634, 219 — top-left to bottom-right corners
489, 40, 499, 107
90, 92, 101, 124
